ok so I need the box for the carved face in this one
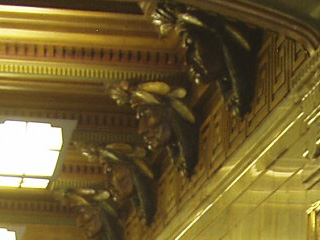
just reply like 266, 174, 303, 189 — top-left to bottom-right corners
137, 106, 172, 149
180, 27, 228, 85
77, 205, 103, 239
105, 162, 134, 205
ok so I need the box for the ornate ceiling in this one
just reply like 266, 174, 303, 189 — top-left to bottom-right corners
0, 1, 319, 240
0, 2, 186, 239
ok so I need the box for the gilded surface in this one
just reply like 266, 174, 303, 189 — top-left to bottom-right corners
106, 81, 198, 177
151, 2, 262, 117
124, 32, 311, 240
0, 1, 318, 240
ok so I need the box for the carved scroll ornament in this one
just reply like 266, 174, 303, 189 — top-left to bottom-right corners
106, 81, 198, 177
55, 142, 155, 240
151, 2, 262, 117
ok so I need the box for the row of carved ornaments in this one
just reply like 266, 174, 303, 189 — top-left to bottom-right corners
54, 2, 316, 240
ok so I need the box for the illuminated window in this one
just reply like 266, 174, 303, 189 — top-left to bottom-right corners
0, 228, 16, 240
0, 118, 76, 189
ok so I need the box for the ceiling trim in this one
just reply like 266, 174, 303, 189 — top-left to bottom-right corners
0, 49, 185, 84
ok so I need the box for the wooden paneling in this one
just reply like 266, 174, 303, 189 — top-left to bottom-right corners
123, 32, 310, 240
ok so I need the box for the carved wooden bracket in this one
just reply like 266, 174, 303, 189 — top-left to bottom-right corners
55, 189, 123, 240
151, 1, 263, 117
55, 142, 155, 240
105, 81, 198, 177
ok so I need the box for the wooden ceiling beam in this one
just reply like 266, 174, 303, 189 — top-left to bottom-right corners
0, 0, 144, 14
0, 4, 181, 50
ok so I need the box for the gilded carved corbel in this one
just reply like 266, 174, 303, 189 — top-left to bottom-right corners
105, 81, 198, 177
55, 188, 122, 240
55, 142, 155, 240
77, 142, 155, 224
151, 2, 262, 117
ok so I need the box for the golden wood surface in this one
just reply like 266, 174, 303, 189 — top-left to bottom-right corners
0, 1, 318, 240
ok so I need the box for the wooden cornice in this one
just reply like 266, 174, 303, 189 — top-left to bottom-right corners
0, 47, 185, 84
0, 3, 186, 87
0, 4, 179, 50
0, 0, 144, 14
0, 188, 74, 222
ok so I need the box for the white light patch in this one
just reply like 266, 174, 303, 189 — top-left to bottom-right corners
0, 228, 16, 240
0, 120, 63, 188
26, 122, 62, 150
0, 176, 21, 188
24, 150, 59, 176
21, 178, 49, 189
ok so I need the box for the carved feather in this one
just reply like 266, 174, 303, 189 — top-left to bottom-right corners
100, 207, 123, 240
67, 193, 90, 206
100, 202, 118, 218
132, 172, 154, 225
106, 143, 133, 154
138, 81, 171, 95
100, 149, 120, 162
177, 13, 205, 28
93, 191, 111, 201
168, 87, 187, 98
170, 98, 195, 123
225, 24, 251, 51
132, 90, 161, 105
128, 146, 147, 158
152, 7, 176, 24
168, 109, 198, 177
133, 158, 154, 179
75, 188, 96, 196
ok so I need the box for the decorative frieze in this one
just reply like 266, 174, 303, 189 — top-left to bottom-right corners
72, 132, 142, 146
0, 43, 183, 67
0, 41, 186, 86
0, 198, 72, 214
61, 162, 103, 176
0, 60, 183, 83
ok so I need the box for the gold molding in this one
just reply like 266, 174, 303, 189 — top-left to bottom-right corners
0, 58, 184, 84
0, 199, 72, 214
0, 43, 184, 68
0, 211, 76, 226
0, 4, 179, 50
72, 131, 142, 145
0, 107, 137, 131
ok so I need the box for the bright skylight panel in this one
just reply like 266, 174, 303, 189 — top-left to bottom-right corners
0, 120, 64, 188
0, 228, 16, 240
26, 122, 62, 150
0, 121, 26, 150
0, 177, 21, 188
24, 150, 59, 176
21, 178, 49, 188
